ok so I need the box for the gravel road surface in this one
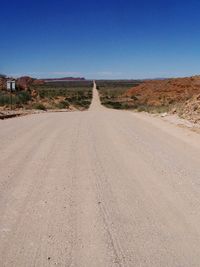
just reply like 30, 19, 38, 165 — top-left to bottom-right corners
0, 82, 200, 266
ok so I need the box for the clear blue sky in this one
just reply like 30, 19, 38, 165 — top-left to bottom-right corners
1, 0, 200, 79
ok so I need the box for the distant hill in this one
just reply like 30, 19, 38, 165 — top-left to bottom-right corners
43, 77, 86, 82
125, 76, 200, 106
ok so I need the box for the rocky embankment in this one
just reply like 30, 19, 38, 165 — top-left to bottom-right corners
126, 76, 200, 123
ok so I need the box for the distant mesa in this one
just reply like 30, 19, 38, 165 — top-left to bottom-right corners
43, 77, 86, 82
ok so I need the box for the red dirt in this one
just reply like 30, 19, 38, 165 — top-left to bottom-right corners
125, 76, 200, 107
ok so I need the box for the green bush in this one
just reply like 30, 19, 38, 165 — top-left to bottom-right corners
137, 105, 150, 112
32, 103, 46, 110
72, 99, 91, 108
17, 91, 31, 104
56, 100, 69, 109
0, 94, 10, 105
0, 91, 31, 106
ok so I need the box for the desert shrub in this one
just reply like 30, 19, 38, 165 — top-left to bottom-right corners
0, 92, 10, 105
17, 91, 31, 104
0, 96, 10, 105
150, 105, 170, 113
56, 100, 69, 109
136, 105, 170, 113
137, 105, 150, 112
121, 103, 130, 109
102, 100, 123, 109
32, 103, 46, 110
110, 102, 123, 109
0, 93, 18, 106
0, 91, 31, 106
73, 99, 91, 108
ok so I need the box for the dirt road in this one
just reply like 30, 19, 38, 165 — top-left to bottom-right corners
0, 83, 200, 266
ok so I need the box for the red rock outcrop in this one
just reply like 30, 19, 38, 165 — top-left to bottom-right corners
0, 78, 6, 90
16, 76, 44, 90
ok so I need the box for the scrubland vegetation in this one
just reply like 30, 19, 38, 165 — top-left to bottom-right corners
0, 81, 93, 111
96, 80, 141, 109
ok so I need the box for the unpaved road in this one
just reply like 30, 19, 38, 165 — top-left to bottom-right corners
0, 82, 200, 267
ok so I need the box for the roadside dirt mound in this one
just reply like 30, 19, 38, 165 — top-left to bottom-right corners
125, 76, 200, 107
179, 94, 200, 123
